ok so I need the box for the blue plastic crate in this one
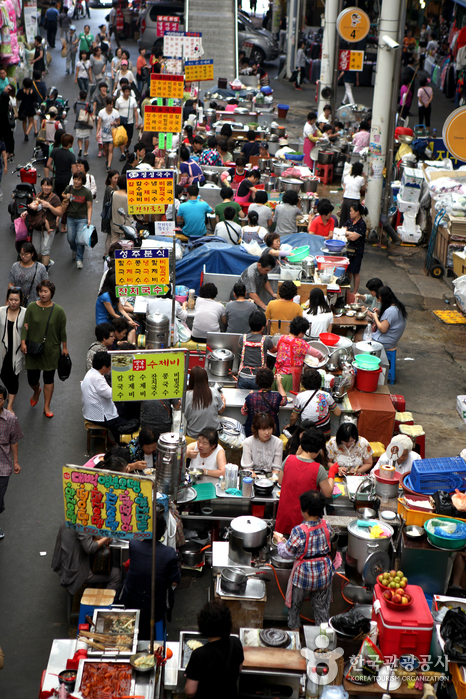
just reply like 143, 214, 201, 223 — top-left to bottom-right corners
410, 457, 466, 494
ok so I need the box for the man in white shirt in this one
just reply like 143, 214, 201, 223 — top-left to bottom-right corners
214, 206, 242, 244
115, 85, 139, 161
81, 352, 138, 441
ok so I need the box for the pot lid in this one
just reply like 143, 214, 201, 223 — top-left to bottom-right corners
255, 478, 273, 488
211, 348, 234, 360
231, 516, 267, 534
354, 340, 384, 353
147, 312, 169, 324
280, 178, 302, 184
347, 519, 394, 539
158, 432, 184, 446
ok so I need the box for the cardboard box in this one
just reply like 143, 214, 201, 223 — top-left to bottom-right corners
457, 395, 466, 422
401, 167, 424, 188
453, 251, 466, 277
397, 193, 420, 214
397, 225, 423, 244
448, 215, 466, 238
399, 184, 421, 203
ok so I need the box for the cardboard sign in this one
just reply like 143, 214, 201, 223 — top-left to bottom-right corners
184, 59, 214, 82
242, 41, 254, 58
150, 73, 184, 99
126, 169, 175, 214
154, 221, 176, 236
163, 31, 202, 59
63, 466, 153, 540
111, 351, 186, 401
338, 49, 364, 71
144, 105, 183, 133
115, 248, 170, 289
165, 58, 183, 74
443, 107, 466, 164
156, 15, 179, 37
336, 7, 370, 43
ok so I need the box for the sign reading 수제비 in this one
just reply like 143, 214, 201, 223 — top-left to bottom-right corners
63, 465, 154, 540
111, 351, 186, 401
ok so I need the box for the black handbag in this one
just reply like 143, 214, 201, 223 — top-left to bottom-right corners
90, 544, 112, 574
26, 303, 54, 356
58, 352, 72, 381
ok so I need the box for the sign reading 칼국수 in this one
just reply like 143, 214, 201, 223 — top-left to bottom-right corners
115, 248, 170, 290
126, 169, 175, 215
150, 73, 184, 99
111, 351, 186, 402
144, 105, 183, 133
184, 60, 214, 82
63, 466, 154, 540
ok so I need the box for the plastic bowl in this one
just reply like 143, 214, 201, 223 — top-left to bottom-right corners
326, 239, 346, 252
384, 596, 414, 612
354, 354, 381, 369
288, 245, 310, 262
285, 153, 304, 161
319, 332, 340, 346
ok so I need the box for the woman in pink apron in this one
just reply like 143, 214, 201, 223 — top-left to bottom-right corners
234, 170, 261, 206
274, 487, 338, 628
274, 317, 324, 392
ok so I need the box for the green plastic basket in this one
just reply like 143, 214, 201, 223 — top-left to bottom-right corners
424, 517, 466, 549
288, 245, 310, 262
354, 354, 381, 370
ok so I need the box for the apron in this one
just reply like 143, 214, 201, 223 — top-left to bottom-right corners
285, 520, 331, 608
238, 334, 266, 377
276, 336, 305, 392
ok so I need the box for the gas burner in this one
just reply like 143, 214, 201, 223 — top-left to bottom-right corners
259, 629, 291, 648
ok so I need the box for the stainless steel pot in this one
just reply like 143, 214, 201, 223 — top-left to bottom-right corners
204, 108, 216, 128
299, 196, 312, 214
220, 568, 269, 594
347, 519, 394, 574
264, 180, 275, 192
146, 312, 170, 349
156, 432, 187, 498
259, 158, 271, 171
279, 177, 302, 193
318, 151, 335, 165
273, 160, 289, 177
253, 477, 274, 497
353, 340, 384, 359
301, 178, 318, 193
268, 142, 280, 156
208, 348, 234, 377
232, 149, 243, 163
268, 134, 279, 142
203, 169, 219, 184
230, 515, 268, 551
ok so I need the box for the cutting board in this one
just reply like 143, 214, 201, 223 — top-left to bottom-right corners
243, 646, 306, 672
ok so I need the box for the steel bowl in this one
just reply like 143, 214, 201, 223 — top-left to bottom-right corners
355, 311, 367, 320
405, 525, 425, 539
130, 652, 157, 672
279, 178, 303, 193
318, 151, 335, 165
357, 507, 376, 519
272, 160, 289, 176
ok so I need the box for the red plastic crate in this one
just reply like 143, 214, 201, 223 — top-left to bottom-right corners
372, 584, 433, 660
188, 352, 206, 372
390, 394, 406, 412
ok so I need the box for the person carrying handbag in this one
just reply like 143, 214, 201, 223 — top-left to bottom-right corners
115, 85, 139, 161
74, 91, 94, 157
75, 50, 93, 93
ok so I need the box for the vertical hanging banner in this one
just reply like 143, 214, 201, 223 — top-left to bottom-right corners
163, 31, 203, 59
156, 15, 180, 37
62, 466, 154, 540
111, 350, 186, 401
23, 0, 38, 44
144, 105, 183, 133
126, 169, 175, 215
184, 60, 214, 82
150, 73, 184, 99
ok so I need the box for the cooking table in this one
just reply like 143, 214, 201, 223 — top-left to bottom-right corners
347, 388, 396, 448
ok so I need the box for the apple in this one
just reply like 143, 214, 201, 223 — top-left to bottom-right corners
397, 571, 404, 578
383, 590, 393, 601
401, 597, 409, 605
390, 570, 397, 577
399, 580, 407, 589
392, 594, 402, 604
395, 588, 405, 596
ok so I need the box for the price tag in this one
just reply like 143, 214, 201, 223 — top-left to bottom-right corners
158, 133, 166, 149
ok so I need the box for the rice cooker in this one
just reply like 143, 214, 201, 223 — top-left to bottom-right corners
353, 340, 384, 359
208, 348, 234, 377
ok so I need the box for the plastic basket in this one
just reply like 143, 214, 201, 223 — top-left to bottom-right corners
424, 517, 466, 549
410, 457, 466, 494
288, 245, 310, 262
397, 496, 437, 527
315, 255, 349, 271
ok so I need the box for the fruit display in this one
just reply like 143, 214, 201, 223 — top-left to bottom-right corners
377, 570, 408, 591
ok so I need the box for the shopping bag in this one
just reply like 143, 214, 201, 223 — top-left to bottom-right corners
14, 216, 29, 242
112, 125, 128, 147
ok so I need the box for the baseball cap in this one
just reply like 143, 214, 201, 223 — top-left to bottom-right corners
49, 106, 58, 115
121, 59, 128, 65
260, 141, 268, 149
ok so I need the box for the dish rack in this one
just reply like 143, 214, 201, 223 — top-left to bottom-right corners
409, 457, 466, 494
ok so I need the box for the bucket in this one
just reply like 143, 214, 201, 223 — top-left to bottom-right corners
334, 266, 345, 276
355, 367, 382, 393
277, 104, 289, 119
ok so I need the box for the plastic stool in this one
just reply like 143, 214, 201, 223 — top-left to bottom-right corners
84, 420, 108, 454
390, 394, 406, 412
400, 424, 426, 459
386, 349, 397, 384
119, 428, 140, 445
315, 163, 334, 185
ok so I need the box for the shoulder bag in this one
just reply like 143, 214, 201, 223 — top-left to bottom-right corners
293, 389, 319, 428
23, 263, 38, 304
223, 220, 240, 244
101, 189, 114, 221
118, 99, 131, 126
26, 303, 55, 356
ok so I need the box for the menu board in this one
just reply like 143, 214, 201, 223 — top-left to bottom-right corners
163, 31, 202, 59
115, 248, 170, 293
126, 169, 175, 214
111, 351, 186, 401
63, 466, 154, 540
150, 73, 184, 99
156, 15, 179, 37
144, 105, 183, 133
184, 59, 214, 82
165, 58, 183, 75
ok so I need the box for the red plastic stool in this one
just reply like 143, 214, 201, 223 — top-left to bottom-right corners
390, 394, 406, 412
315, 163, 334, 185
400, 425, 426, 459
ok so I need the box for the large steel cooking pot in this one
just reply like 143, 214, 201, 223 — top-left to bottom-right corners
230, 515, 268, 551
301, 178, 318, 193
270, 125, 280, 136
259, 158, 271, 171
264, 180, 275, 192
166, 151, 178, 168
347, 519, 394, 574
208, 348, 234, 376
318, 151, 335, 165
353, 340, 384, 359
273, 160, 289, 177
279, 177, 302, 193
203, 169, 219, 184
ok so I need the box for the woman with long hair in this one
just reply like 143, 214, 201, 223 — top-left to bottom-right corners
343, 202, 368, 295
241, 411, 283, 474
367, 286, 407, 350
241, 367, 287, 437
304, 288, 333, 337
0, 287, 26, 412
184, 366, 226, 439
0, 90, 15, 160
101, 169, 119, 235
17, 77, 38, 142
339, 161, 366, 226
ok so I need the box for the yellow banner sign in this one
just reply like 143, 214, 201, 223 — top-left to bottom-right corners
184, 59, 214, 82
111, 350, 186, 401
150, 73, 184, 99
126, 169, 174, 215
63, 465, 154, 540
144, 105, 183, 133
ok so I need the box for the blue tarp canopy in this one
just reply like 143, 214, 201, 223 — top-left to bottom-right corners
174, 233, 330, 293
